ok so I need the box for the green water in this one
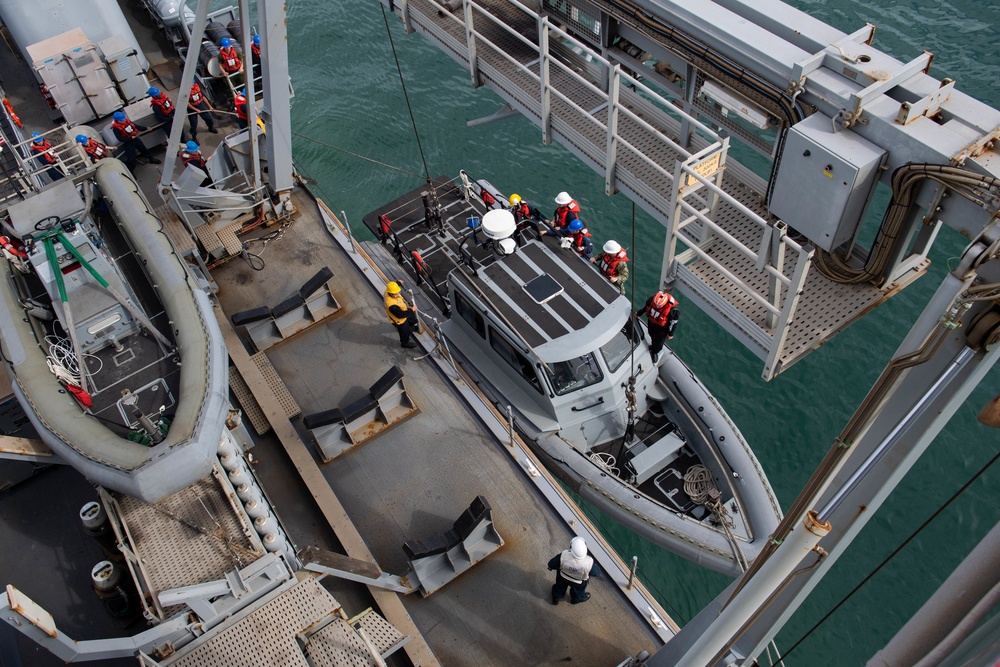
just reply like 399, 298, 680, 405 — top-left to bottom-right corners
286, 0, 999, 663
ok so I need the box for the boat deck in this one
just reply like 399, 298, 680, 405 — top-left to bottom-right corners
206, 185, 668, 665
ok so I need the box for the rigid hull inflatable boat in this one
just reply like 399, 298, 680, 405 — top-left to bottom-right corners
364, 172, 782, 576
0, 159, 228, 502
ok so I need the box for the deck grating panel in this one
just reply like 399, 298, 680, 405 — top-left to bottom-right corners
155, 204, 196, 254
168, 577, 338, 667
251, 351, 301, 419
117, 473, 263, 602
229, 365, 272, 435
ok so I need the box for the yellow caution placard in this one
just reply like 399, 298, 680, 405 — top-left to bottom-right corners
686, 152, 722, 187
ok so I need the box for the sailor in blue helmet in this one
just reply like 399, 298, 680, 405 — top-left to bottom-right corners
110, 110, 160, 172
218, 36, 242, 75
250, 33, 262, 76
178, 140, 207, 171
565, 219, 593, 260
76, 134, 111, 163
548, 536, 600, 605
147, 87, 188, 142
29, 132, 64, 182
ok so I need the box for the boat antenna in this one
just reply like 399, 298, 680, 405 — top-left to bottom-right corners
380, 3, 433, 191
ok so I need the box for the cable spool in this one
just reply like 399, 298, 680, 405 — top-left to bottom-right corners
226, 18, 242, 41
205, 21, 231, 45
80, 501, 119, 559
198, 40, 222, 77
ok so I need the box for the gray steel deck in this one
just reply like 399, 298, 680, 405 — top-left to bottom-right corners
393, 0, 900, 378
209, 187, 665, 665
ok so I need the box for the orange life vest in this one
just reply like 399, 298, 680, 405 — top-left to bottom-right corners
599, 250, 628, 279
251, 43, 261, 60
30, 139, 57, 164
512, 202, 531, 221
83, 139, 108, 161
150, 93, 174, 116
234, 94, 248, 121
219, 46, 242, 73
179, 149, 206, 169
647, 292, 678, 326
553, 200, 581, 228
571, 228, 592, 255
111, 118, 139, 140
190, 83, 204, 105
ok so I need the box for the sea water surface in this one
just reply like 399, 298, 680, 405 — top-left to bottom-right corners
285, 0, 999, 663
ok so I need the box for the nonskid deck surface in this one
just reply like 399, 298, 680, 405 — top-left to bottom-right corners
211, 187, 662, 665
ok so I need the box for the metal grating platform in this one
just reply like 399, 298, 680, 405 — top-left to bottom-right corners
229, 363, 272, 435
303, 609, 405, 667
116, 472, 263, 602
167, 576, 338, 667
155, 204, 197, 255
399, 0, 906, 377
250, 351, 301, 419
217, 221, 244, 256
194, 222, 225, 255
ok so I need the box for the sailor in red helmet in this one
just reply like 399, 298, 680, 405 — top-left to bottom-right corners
636, 289, 680, 363
591, 239, 629, 293
233, 89, 249, 130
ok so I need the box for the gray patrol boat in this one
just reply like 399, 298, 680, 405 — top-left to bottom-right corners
364, 171, 782, 576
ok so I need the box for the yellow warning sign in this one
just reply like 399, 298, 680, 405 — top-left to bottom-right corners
686, 152, 722, 187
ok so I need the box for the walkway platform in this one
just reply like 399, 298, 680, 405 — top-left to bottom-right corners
391, 0, 922, 379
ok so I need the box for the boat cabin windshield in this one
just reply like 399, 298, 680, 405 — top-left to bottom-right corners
600, 328, 635, 374
544, 354, 603, 395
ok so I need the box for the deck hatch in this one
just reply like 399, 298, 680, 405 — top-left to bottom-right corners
523, 274, 563, 304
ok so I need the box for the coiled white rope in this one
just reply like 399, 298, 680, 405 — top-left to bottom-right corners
45, 335, 102, 386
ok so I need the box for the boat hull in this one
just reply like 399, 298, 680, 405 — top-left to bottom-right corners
525, 347, 781, 578
0, 160, 229, 502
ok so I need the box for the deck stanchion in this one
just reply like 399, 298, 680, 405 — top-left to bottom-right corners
506, 405, 514, 448
627, 556, 638, 590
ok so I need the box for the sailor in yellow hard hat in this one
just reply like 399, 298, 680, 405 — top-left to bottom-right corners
384, 280, 419, 349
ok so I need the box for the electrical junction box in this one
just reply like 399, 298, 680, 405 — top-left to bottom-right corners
768, 113, 887, 252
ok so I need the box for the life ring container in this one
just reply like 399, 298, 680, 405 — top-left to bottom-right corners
3, 98, 22, 128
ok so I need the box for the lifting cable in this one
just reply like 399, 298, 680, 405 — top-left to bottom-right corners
290, 131, 425, 179
380, 1, 433, 188
752, 447, 1000, 667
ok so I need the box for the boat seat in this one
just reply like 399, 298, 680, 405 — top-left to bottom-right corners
630, 431, 686, 486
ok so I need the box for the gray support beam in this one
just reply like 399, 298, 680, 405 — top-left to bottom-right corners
241, 0, 261, 190
867, 522, 1000, 667
654, 226, 1000, 666
1, 587, 191, 663
157, 0, 211, 199
258, 0, 293, 198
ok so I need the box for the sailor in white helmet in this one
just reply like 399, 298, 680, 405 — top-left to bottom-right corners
591, 239, 629, 294
547, 536, 601, 605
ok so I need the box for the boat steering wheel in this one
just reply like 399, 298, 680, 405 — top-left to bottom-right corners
34, 215, 62, 232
